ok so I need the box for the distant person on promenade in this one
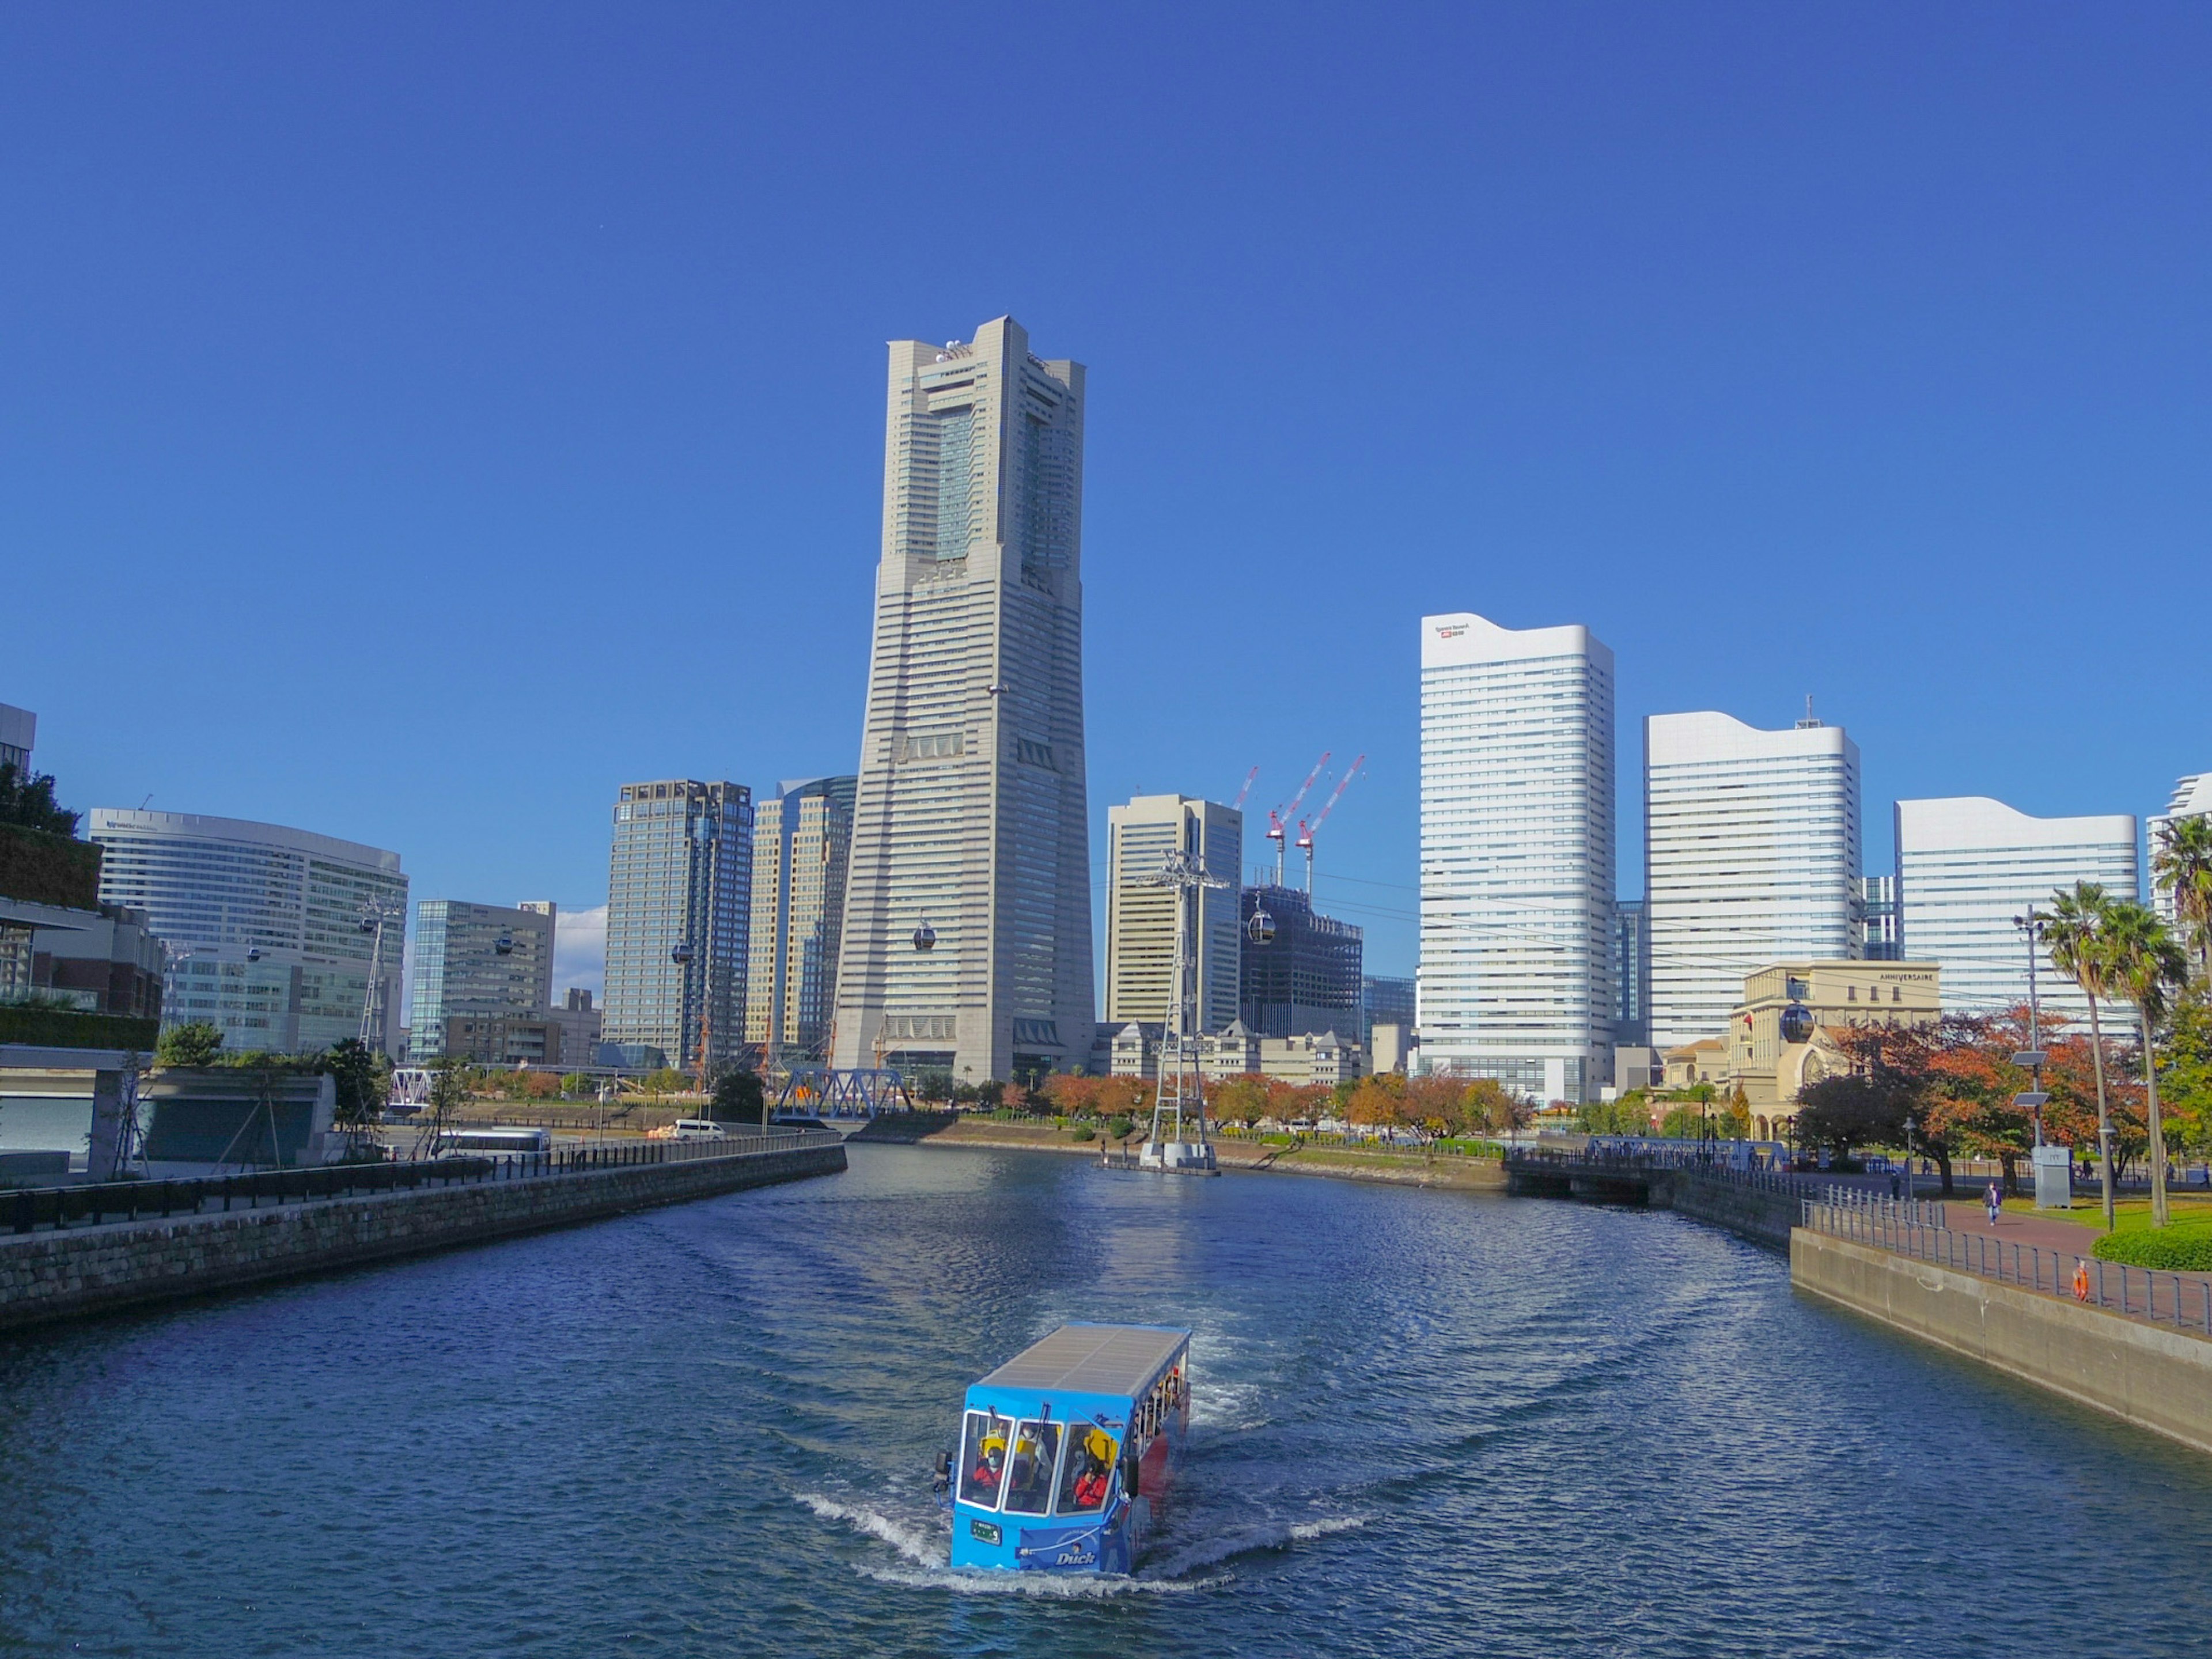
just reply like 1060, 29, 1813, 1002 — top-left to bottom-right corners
1985, 1181, 2002, 1226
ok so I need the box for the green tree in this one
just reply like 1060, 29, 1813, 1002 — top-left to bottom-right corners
321, 1037, 385, 1131
0, 762, 80, 835
2104, 901, 2189, 1226
2046, 882, 2124, 1229
1794, 1073, 1911, 1164
713, 1067, 767, 1125
975, 1080, 1005, 1109
2152, 813, 2212, 983
156, 1021, 224, 1067
560, 1072, 591, 1097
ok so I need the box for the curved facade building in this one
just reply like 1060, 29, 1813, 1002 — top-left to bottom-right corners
1895, 796, 2138, 1020
88, 809, 408, 1055
1644, 710, 1862, 1050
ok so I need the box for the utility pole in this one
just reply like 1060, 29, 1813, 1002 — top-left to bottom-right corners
2012, 908, 2051, 1162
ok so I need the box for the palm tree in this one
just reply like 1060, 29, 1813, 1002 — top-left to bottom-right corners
2046, 882, 2120, 1232
2102, 901, 2188, 1227
2152, 813, 2212, 983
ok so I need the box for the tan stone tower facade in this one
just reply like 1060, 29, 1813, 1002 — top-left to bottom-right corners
831, 317, 1094, 1084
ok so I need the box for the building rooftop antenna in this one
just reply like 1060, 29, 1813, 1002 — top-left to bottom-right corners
1796, 695, 1821, 730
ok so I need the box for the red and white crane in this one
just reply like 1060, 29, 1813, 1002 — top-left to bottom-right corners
1296, 753, 1365, 894
1266, 751, 1330, 887
1230, 766, 1260, 812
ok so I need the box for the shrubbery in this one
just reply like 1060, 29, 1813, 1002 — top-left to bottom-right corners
2092, 1227, 2212, 1271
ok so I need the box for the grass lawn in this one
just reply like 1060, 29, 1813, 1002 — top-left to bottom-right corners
2001, 1193, 2212, 1233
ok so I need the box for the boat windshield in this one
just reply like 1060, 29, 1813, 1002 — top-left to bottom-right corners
1056, 1426, 1119, 1516
1001, 1419, 1062, 1516
958, 1410, 1013, 1508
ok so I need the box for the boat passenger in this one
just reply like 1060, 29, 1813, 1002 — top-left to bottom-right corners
971, 1435, 1006, 1495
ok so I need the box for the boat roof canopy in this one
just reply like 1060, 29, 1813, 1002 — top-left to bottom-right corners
976, 1323, 1188, 1401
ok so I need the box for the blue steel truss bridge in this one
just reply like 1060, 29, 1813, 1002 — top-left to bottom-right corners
771, 1067, 913, 1122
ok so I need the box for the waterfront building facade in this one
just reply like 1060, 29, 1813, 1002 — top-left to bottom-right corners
406, 899, 556, 1060
0, 703, 33, 774
745, 777, 857, 1063
1238, 884, 1362, 1039
1895, 796, 2138, 1020
2150, 773, 2212, 934
1722, 959, 1941, 1139
1105, 794, 1243, 1033
604, 779, 753, 1075
832, 317, 1094, 1083
1418, 612, 1615, 1104
1644, 710, 1862, 1051
546, 987, 603, 1069
88, 809, 408, 1055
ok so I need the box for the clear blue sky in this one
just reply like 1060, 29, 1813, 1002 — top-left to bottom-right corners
6, 3, 2208, 986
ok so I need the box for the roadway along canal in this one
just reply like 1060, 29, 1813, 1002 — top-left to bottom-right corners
1, 1143, 2207, 1657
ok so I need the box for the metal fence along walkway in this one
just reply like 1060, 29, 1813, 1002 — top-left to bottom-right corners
1801, 1196, 2212, 1339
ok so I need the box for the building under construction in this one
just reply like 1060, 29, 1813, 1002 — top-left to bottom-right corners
1238, 884, 1362, 1039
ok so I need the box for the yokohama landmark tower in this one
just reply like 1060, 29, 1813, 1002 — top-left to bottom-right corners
831, 317, 1095, 1083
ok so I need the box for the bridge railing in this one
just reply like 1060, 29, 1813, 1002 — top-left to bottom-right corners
5, 1128, 836, 1237
1504, 1146, 1821, 1199
1800, 1196, 2212, 1338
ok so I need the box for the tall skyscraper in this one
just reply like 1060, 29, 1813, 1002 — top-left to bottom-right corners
604, 779, 753, 1074
832, 317, 1094, 1082
1103, 795, 1242, 1033
1895, 796, 2138, 1020
1611, 900, 1650, 1046
2150, 772, 2212, 933
1418, 611, 1615, 1104
88, 809, 408, 1055
406, 899, 557, 1060
746, 776, 857, 1062
1643, 709, 1862, 1049
1857, 875, 1901, 960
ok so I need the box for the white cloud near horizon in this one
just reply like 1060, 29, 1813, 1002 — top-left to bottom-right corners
555, 904, 607, 998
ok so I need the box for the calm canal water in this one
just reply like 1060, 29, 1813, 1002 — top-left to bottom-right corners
2, 1145, 2209, 1657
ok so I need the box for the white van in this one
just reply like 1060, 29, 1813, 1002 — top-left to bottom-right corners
669, 1119, 729, 1142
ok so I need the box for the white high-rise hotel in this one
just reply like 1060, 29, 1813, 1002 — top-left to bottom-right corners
1644, 711, 1862, 1050
1418, 612, 1615, 1104
831, 318, 1094, 1082
1896, 796, 2138, 1021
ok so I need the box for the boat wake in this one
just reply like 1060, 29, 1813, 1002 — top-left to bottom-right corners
795, 1493, 1363, 1597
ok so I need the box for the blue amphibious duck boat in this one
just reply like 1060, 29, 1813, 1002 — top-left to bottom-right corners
945, 1322, 1191, 1574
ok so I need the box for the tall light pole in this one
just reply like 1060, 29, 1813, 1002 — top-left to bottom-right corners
2010, 911, 2051, 1161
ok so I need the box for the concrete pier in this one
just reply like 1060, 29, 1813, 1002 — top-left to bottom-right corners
0, 1138, 846, 1332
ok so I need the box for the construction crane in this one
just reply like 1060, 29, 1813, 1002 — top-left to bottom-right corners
1266, 751, 1330, 886
1230, 766, 1260, 812
1296, 753, 1365, 893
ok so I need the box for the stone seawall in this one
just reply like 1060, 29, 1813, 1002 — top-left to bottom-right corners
1649, 1171, 1800, 1250
0, 1142, 846, 1332
1791, 1229, 2212, 1457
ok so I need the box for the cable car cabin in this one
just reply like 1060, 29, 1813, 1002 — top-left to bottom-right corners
948, 1322, 1191, 1575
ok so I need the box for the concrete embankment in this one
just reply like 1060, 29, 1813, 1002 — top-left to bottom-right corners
1791, 1229, 2212, 1456
1647, 1170, 1799, 1249
0, 1141, 844, 1332
854, 1117, 1508, 1191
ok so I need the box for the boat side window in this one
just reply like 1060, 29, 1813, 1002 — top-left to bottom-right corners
1001, 1419, 1063, 1516
1058, 1427, 1119, 1516
958, 1410, 1012, 1508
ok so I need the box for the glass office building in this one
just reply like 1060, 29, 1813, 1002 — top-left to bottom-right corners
407, 899, 557, 1060
604, 779, 752, 1075
1895, 796, 2138, 1020
88, 808, 408, 1055
1418, 611, 1615, 1104
1643, 710, 1862, 1050
745, 777, 856, 1063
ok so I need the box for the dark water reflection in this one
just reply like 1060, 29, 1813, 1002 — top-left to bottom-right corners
1, 1145, 2207, 1657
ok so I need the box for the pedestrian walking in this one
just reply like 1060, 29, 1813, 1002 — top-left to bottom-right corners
1985, 1180, 2002, 1226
